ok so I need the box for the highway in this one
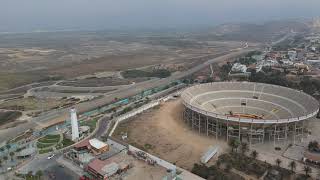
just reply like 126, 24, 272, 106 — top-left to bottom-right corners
74, 49, 254, 114
0, 48, 255, 143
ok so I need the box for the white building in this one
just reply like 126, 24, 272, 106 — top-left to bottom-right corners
256, 64, 263, 72
70, 108, 80, 141
288, 50, 297, 61
280, 59, 294, 66
231, 63, 247, 73
263, 59, 279, 67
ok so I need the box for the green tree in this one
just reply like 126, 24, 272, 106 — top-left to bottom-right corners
308, 141, 319, 152
216, 160, 221, 168
288, 161, 296, 173
303, 166, 312, 177
240, 142, 249, 154
5, 144, 11, 153
9, 152, 14, 161
228, 138, 240, 153
225, 163, 232, 172
27, 171, 33, 178
36, 170, 43, 180
275, 158, 282, 167
3, 156, 8, 162
250, 150, 258, 160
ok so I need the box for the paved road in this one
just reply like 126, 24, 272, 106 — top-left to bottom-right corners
16, 153, 60, 174
75, 49, 254, 114
14, 153, 80, 180
93, 116, 111, 138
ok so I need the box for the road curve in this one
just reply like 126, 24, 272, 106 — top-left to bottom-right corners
0, 48, 255, 143
75, 49, 255, 114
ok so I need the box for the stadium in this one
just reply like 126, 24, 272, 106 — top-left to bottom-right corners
181, 82, 319, 145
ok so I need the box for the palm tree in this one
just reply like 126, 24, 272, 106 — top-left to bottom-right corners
3, 156, 8, 162
241, 142, 249, 154
308, 141, 319, 152
250, 150, 258, 160
27, 171, 33, 178
5, 144, 11, 153
275, 158, 282, 167
288, 161, 296, 173
225, 163, 232, 172
228, 138, 240, 153
9, 152, 15, 161
303, 166, 312, 177
216, 160, 221, 168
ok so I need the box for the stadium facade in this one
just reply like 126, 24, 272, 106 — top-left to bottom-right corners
181, 82, 319, 145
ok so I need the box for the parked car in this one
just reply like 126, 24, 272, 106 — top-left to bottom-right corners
47, 154, 55, 160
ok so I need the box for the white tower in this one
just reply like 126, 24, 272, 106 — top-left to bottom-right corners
70, 107, 79, 141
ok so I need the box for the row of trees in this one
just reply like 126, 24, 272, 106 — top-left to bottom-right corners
275, 158, 312, 177
249, 69, 320, 98
228, 138, 312, 177
0, 152, 15, 167
228, 139, 250, 154
22, 170, 43, 180
308, 140, 320, 152
0, 144, 15, 167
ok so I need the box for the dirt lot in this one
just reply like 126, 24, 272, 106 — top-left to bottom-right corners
0, 110, 22, 126
112, 155, 167, 180
113, 99, 228, 170
0, 97, 67, 111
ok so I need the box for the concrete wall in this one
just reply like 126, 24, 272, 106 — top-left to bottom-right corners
109, 101, 160, 136
128, 145, 176, 170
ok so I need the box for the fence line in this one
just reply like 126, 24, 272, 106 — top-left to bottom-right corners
109, 101, 160, 136
128, 145, 176, 170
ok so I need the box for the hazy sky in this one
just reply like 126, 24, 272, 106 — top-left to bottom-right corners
1, 0, 320, 32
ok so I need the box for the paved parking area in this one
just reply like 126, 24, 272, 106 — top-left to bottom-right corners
283, 145, 304, 161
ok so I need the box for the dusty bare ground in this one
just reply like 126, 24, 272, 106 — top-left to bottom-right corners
119, 158, 167, 180
105, 150, 167, 180
113, 99, 228, 170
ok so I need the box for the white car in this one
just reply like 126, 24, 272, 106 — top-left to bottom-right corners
47, 154, 55, 160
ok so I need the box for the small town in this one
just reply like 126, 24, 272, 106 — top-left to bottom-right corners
1, 2, 320, 180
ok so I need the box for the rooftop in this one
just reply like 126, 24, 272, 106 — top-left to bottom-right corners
89, 138, 108, 150
74, 139, 90, 149
87, 158, 112, 175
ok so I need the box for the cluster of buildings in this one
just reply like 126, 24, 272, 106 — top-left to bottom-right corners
226, 29, 320, 79
63, 136, 188, 180
61, 109, 129, 179
65, 137, 129, 180
229, 43, 320, 78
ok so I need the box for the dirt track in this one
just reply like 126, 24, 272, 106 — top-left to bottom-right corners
113, 99, 227, 170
